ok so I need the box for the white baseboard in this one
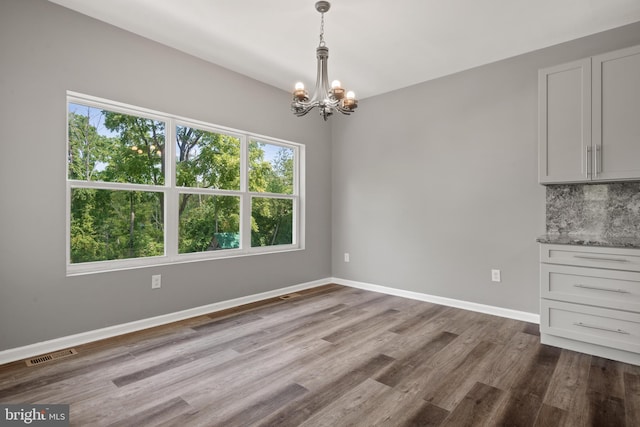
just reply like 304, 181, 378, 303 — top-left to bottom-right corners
0, 278, 330, 365
332, 277, 540, 324
0, 277, 539, 365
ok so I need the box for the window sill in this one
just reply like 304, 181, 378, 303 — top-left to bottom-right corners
66, 245, 304, 276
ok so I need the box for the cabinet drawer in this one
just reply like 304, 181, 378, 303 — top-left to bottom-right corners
541, 244, 640, 271
541, 299, 640, 353
541, 264, 640, 312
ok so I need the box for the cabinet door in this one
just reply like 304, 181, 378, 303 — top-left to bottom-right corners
593, 45, 640, 181
538, 59, 591, 183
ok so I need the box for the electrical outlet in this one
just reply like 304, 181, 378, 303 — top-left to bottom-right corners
491, 269, 501, 282
344, 253, 350, 262
151, 274, 161, 289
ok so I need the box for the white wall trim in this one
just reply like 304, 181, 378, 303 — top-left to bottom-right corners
0, 277, 540, 365
0, 278, 330, 365
332, 277, 540, 324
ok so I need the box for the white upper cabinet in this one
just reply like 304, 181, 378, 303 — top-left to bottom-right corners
538, 59, 591, 183
592, 45, 640, 181
539, 45, 640, 184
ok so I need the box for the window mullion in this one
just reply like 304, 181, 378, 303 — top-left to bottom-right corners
165, 119, 178, 258
240, 135, 251, 251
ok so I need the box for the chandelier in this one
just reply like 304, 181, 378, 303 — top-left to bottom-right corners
291, 1, 358, 121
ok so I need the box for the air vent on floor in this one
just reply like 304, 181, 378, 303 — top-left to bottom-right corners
26, 348, 78, 366
279, 293, 301, 300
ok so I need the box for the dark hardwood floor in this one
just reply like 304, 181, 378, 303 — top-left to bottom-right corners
1, 284, 639, 426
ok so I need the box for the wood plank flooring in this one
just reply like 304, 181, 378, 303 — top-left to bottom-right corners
1, 284, 639, 426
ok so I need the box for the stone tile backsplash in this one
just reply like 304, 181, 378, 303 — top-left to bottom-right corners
546, 182, 640, 237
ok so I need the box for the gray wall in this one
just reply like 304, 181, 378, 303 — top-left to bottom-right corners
0, 0, 331, 350
331, 21, 640, 314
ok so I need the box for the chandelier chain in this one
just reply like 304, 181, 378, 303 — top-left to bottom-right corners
319, 12, 325, 47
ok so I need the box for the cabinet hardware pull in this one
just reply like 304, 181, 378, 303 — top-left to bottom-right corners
573, 255, 629, 262
573, 284, 629, 293
573, 322, 629, 334
595, 144, 601, 177
585, 145, 592, 178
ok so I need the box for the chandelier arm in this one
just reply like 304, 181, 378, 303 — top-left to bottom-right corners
292, 107, 315, 117
334, 105, 353, 114
325, 98, 340, 107
293, 101, 314, 110
292, 97, 350, 116
293, 96, 351, 115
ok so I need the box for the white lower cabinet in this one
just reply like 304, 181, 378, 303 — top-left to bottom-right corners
540, 244, 640, 365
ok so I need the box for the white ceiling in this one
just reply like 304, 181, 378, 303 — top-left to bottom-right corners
49, 0, 640, 99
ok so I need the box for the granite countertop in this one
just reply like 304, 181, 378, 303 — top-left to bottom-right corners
537, 234, 640, 249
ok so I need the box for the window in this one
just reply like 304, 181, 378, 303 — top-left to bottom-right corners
67, 92, 304, 274
249, 140, 296, 247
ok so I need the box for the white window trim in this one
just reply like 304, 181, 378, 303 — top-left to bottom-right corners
66, 91, 305, 276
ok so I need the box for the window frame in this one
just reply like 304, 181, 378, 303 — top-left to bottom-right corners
66, 91, 305, 275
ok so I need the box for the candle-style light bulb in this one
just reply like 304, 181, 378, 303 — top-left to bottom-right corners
331, 80, 345, 100
343, 91, 358, 110
293, 82, 308, 101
